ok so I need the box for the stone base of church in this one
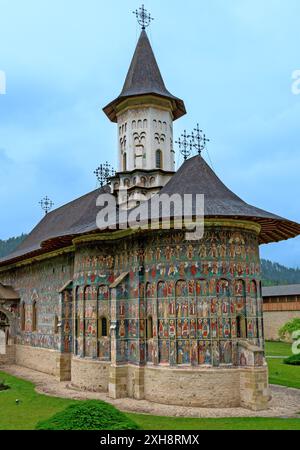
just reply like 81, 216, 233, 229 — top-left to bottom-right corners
15, 345, 59, 378
0, 344, 15, 365
71, 357, 109, 392
240, 366, 270, 411
108, 364, 270, 411
143, 366, 241, 408
13, 345, 72, 381
10, 346, 270, 410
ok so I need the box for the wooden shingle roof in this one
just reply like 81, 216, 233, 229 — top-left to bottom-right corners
262, 285, 300, 298
103, 30, 186, 122
1, 156, 299, 268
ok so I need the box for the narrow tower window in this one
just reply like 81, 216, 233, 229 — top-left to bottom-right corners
32, 301, 37, 332
156, 150, 163, 169
123, 153, 127, 171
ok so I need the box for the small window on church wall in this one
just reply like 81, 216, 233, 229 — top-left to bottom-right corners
156, 150, 163, 169
147, 316, 153, 339
99, 317, 108, 337
236, 316, 247, 339
32, 301, 37, 332
76, 315, 80, 338
20, 303, 25, 331
54, 315, 59, 334
123, 153, 127, 171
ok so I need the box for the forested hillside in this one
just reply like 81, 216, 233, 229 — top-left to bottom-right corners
261, 259, 300, 286
0, 235, 28, 258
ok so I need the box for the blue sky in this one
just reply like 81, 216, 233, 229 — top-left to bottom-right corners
0, 0, 299, 267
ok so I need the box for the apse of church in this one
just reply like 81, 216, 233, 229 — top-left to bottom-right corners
71, 226, 263, 370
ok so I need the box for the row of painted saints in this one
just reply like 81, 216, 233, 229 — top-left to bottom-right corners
74, 232, 259, 272
75, 279, 259, 302
113, 339, 252, 367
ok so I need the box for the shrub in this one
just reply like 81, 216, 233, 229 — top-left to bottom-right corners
0, 379, 10, 391
279, 319, 300, 341
36, 400, 140, 431
284, 354, 300, 366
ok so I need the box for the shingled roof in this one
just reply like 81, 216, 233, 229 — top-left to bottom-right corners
1, 155, 299, 268
262, 285, 300, 298
156, 155, 300, 243
103, 30, 186, 122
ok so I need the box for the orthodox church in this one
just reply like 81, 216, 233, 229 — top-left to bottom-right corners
0, 12, 300, 410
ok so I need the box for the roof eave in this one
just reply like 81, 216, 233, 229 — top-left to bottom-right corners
103, 93, 186, 123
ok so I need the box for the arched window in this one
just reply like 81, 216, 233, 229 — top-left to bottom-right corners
98, 317, 108, 338
20, 302, 25, 331
146, 316, 153, 339
32, 301, 37, 332
123, 153, 127, 171
54, 315, 59, 334
156, 150, 163, 169
236, 316, 247, 339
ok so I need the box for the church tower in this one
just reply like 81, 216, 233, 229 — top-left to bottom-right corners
103, 22, 186, 208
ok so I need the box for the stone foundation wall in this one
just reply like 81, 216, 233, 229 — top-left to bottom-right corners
71, 357, 109, 392
0, 345, 15, 365
263, 311, 300, 341
15, 345, 62, 378
240, 366, 270, 411
143, 366, 241, 408
108, 364, 269, 410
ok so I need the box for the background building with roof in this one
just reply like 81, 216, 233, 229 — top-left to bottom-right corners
262, 285, 300, 340
0, 9, 300, 411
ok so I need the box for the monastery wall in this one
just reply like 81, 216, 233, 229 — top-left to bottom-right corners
71, 357, 109, 391
263, 310, 300, 341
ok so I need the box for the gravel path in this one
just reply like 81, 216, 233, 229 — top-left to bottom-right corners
1, 364, 300, 419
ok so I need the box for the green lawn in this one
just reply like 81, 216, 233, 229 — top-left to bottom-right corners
0, 372, 77, 430
265, 341, 300, 389
126, 414, 300, 430
265, 341, 293, 357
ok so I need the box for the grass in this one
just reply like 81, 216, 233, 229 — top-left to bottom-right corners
265, 341, 293, 357
0, 372, 77, 430
265, 341, 300, 389
126, 414, 300, 430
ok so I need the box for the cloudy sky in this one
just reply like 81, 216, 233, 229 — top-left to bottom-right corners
0, 0, 299, 267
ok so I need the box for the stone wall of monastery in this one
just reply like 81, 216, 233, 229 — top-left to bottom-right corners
263, 311, 300, 341
71, 357, 109, 392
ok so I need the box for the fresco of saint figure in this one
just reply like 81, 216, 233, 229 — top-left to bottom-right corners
169, 320, 176, 338
119, 320, 126, 338
190, 341, 198, 366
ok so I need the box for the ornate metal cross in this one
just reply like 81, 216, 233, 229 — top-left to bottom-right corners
133, 4, 154, 30
175, 130, 193, 161
39, 196, 54, 215
94, 162, 116, 187
190, 123, 210, 155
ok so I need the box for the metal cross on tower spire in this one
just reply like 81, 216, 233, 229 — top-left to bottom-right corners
39, 196, 54, 215
133, 4, 154, 30
190, 123, 210, 155
175, 130, 193, 161
94, 162, 116, 187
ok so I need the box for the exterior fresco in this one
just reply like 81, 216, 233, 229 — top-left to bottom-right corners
71, 226, 263, 368
0, 226, 264, 374
0, 254, 74, 352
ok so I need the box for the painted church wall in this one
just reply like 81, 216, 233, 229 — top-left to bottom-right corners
0, 254, 74, 354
